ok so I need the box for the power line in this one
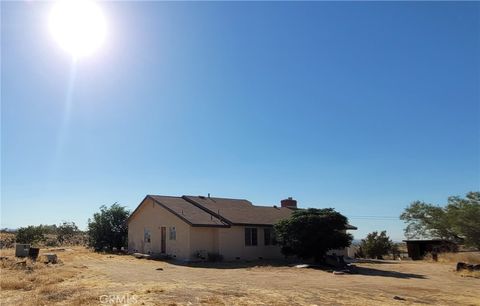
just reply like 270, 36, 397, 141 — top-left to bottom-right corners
346, 215, 400, 220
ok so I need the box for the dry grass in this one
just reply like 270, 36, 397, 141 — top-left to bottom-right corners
438, 251, 480, 264
0, 232, 16, 248
457, 269, 480, 279
2, 247, 480, 305
423, 252, 480, 279
0, 248, 101, 306
424, 251, 480, 264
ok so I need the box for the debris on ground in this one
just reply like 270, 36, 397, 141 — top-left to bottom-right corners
156, 267, 163, 271
294, 264, 310, 268
15, 260, 27, 267
15, 243, 30, 257
48, 248, 73, 252
457, 262, 480, 272
393, 296, 406, 301
28, 247, 40, 260
133, 253, 151, 259
44, 253, 58, 264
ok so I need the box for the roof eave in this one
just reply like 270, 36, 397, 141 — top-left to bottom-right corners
190, 224, 230, 228
231, 222, 276, 227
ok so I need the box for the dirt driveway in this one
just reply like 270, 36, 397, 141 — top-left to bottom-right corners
70, 251, 479, 305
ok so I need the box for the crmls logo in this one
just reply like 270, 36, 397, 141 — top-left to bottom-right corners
99, 294, 138, 304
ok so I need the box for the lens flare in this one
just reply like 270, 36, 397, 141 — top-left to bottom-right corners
49, 0, 107, 58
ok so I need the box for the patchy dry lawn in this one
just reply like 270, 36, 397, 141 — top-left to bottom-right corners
0, 248, 103, 305
1, 248, 479, 305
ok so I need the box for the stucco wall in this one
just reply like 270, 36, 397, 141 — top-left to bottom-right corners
128, 198, 191, 260
218, 226, 284, 261
129, 200, 350, 261
189, 227, 219, 260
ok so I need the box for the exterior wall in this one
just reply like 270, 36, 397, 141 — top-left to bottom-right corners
327, 248, 347, 257
128, 200, 352, 261
128, 198, 191, 260
189, 227, 219, 260
129, 209, 283, 261
346, 245, 358, 258
218, 225, 284, 261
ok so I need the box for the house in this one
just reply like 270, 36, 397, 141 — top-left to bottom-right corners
128, 195, 356, 261
404, 239, 459, 260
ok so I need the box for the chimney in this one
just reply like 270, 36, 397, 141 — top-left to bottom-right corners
281, 197, 297, 208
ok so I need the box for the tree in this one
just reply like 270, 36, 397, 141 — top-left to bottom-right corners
56, 221, 79, 244
400, 192, 480, 249
16, 225, 46, 244
87, 203, 130, 251
274, 208, 353, 262
360, 231, 393, 259
391, 242, 401, 260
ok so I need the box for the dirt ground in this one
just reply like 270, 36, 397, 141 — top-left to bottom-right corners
1, 248, 479, 306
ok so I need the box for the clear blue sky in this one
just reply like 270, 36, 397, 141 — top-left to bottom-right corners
2, 1, 479, 241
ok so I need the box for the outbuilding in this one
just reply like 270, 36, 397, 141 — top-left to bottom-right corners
404, 239, 458, 260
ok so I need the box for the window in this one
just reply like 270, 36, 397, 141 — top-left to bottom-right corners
169, 227, 176, 240
264, 228, 277, 246
264, 228, 271, 245
144, 228, 151, 243
244, 228, 257, 246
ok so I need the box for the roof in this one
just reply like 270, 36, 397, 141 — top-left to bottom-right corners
129, 195, 229, 227
129, 194, 357, 229
183, 195, 294, 226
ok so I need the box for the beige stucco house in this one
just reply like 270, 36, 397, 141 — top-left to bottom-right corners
128, 195, 356, 261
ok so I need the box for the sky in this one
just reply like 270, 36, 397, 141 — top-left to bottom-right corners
1, 1, 479, 241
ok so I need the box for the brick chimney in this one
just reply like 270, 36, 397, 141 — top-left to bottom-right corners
281, 197, 297, 208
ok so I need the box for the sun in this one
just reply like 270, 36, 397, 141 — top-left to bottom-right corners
49, 0, 107, 58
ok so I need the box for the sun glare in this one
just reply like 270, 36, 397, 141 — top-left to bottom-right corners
49, 0, 107, 58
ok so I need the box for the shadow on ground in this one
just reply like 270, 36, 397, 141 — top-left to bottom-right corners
343, 266, 425, 279
352, 258, 401, 264
158, 259, 426, 279
164, 259, 290, 269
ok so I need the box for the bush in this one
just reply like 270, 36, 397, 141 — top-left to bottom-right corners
275, 208, 353, 262
0, 232, 16, 249
360, 231, 393, 259
56, 222, 79, 244
87, 203, 130, 251
15, 226, 46, 245
44, 237, 60, 247
14, 223, 84, 247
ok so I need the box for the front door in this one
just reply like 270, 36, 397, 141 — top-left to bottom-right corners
161, 227, 166, 253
